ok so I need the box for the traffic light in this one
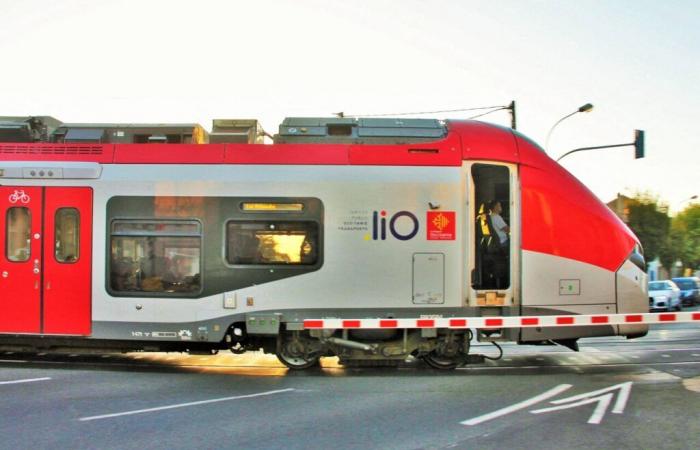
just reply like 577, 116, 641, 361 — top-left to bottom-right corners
634, 130, 645, 159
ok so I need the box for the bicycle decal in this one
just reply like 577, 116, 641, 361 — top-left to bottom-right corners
8, 190, 31, 204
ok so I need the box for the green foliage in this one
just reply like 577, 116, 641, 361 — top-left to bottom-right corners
672, 204, 700, 270
625, 194, 670, 265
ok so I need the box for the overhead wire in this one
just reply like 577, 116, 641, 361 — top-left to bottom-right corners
338, 105, 509, 118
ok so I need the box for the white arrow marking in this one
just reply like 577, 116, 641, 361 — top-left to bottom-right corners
548, 381, 632, 414
530, 382, 633, 424
531, 393, 613, 425
461, 384, 572, 426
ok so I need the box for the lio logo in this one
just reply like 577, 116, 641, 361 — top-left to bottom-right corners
371, 210, 419, 241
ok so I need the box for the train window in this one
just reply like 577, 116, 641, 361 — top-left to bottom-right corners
6, 207, 31, 262
109, 220, 202, 295
226, 221, 318, 265
55, 208, 80, 263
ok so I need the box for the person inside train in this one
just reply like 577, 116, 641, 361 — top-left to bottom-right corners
488, 200, 510, 247
474, 202, 497, 289
488, 200, 510, 288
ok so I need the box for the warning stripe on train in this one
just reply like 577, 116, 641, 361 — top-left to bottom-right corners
303, 312, 700, 330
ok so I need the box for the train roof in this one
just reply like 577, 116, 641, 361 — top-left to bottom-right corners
0, 119, 549, 166
54, 123, 202, 129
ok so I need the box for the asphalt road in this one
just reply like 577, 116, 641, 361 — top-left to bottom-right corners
1, 319, 699, 450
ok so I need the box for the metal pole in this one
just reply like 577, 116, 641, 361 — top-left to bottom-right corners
508, 101, 517, 129
556, 142, 634, 162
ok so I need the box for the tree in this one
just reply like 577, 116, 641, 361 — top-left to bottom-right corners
672, 204, 700, 272
625, 194, 670, 265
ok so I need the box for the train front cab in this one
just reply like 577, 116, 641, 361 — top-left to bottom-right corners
458, 124, 648, 346
0, 185, 92, 336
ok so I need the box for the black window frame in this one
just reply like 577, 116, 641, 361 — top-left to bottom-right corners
5, 206, 31, 263
54, 207, 80, 264
224, 219, 321, 267
107, 218, 204, 298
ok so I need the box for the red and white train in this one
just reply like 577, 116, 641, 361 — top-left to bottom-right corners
0, 116, 648, 369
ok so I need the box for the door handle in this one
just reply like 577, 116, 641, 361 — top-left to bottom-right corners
33, 259, 40, 275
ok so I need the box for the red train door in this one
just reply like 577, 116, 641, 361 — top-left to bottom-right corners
44, 187, 92, 335
0, 186, 92, 335
0, 187, 43, 333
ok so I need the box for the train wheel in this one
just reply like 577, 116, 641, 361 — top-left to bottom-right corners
276, 333, 321, 370
423, 353, 460, 370
276, 352, 320, 370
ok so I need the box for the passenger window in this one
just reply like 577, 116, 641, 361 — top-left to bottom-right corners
6, 207, 31, 262
55, 208, 80, 263
226, 221, 318, 265
109, 220, 202, 295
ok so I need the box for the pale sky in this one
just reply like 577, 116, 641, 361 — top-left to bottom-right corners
1, 0, 698, 210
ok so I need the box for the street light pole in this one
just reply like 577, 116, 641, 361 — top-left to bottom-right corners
545, 103, 594, 153
556, 130, 646, 162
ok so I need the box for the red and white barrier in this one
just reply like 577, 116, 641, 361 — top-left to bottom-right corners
303, 312, 700, 330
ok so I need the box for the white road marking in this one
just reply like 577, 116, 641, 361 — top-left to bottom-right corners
530, 382, 632, 424
549, 381, 632, 413
461, 384, 572, 426
532, 393, 613, 425
661, 354, 671, 358
0, 377, 51, 385
79, 388, 295, 422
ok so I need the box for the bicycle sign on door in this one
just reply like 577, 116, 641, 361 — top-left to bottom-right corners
8, 190, 31, 204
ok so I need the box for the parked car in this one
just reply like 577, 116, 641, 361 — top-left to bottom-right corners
672, 277, 700, 307
648, 280, 682, 312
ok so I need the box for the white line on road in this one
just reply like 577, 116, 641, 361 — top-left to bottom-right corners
0, 377, 51, 385
531, 393, 613, 425
548, 382, 631, 414
79, 388, 295, 422
461, 384, 572, 426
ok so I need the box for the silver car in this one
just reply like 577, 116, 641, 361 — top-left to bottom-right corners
649, 280, 682, 312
